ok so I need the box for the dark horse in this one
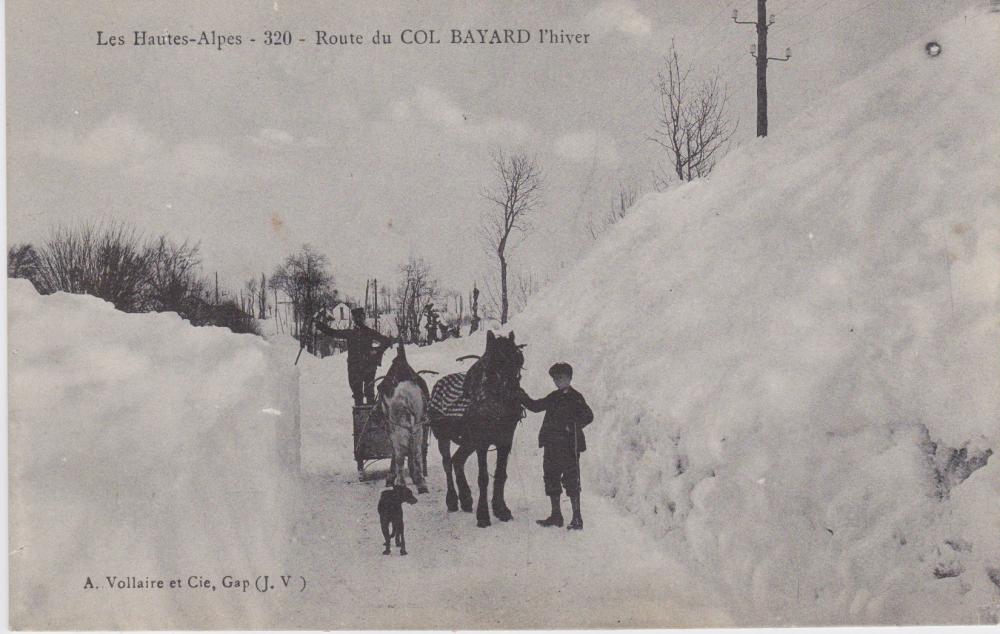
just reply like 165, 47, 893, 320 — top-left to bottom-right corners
428, 331, 525, 527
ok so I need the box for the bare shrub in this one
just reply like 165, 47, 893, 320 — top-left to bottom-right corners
7, 243, 43, 288
651, 42, 737, 189
35, 222, 154, 312
587, 182, 640, 240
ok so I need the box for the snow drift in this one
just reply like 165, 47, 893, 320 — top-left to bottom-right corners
8, 279, 302, 629
515, 7, 999, 626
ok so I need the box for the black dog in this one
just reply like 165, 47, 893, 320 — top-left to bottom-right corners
378, 485, 417, 555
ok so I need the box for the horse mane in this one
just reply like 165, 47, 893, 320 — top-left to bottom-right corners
461, 332, 522, 403
383, 343, 429, 401
461, 357, 486, 400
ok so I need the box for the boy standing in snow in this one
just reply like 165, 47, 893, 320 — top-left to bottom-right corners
519, 363, 594, 530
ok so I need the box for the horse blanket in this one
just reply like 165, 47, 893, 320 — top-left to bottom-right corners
428, 372, 470, 420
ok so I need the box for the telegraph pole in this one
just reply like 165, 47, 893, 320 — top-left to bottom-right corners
734, 0, 790, 137
373, 278, 379, 331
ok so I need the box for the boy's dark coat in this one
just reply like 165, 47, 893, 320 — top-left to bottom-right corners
520, 386, 594, 452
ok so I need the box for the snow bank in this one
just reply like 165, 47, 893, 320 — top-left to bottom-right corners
8, 279, 302, 629
264, 332, 359, 474
515, 8, 1000, 626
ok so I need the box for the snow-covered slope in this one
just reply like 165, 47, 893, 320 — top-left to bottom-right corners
514, 8, 1000, 626
8, 279, 302, 629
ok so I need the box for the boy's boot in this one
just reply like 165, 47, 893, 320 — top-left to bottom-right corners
567, 493, 583, 530
536, 494, 564, 527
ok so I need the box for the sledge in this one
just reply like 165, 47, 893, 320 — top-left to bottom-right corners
352, 404, 393, 479
352, 404, 432, 482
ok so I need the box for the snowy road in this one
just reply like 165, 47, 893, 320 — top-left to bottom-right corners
277, 470, 729, 629
273, 343, 731, 629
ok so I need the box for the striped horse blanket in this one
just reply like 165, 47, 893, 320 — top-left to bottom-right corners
428, 372, 471, 420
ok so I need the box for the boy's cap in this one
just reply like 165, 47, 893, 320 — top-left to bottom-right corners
548, 362, 573, 378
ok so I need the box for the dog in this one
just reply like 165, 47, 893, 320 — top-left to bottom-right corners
378, 485, 417, 555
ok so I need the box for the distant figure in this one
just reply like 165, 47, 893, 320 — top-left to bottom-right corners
519, 362, 593, 530
424, 303, 440, 344
469, 287, 481, 335
315, 307, 393, 406
438, 322, 450, 341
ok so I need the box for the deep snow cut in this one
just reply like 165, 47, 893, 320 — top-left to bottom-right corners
512, 7, 1000, 626
8, 279, 302, 629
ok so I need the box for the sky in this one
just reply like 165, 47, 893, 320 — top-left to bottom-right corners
5, 0, 972, 305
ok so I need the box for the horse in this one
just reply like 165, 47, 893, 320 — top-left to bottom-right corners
428, 331, 525, 527
374, 343, 432, 493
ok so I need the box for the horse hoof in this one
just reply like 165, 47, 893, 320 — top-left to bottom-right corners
383, 550, 390, 555
400, 550, 408, 556
477, 518, 492, 528
494, 509, 513, 522
460, 500, 473, 513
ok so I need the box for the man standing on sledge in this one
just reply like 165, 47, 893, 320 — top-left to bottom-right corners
314, 307, 394, 406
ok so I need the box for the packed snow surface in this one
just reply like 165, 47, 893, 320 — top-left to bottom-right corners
284, 333, 728, 628
512, 7, 1000, 626
8, 279, 301, 629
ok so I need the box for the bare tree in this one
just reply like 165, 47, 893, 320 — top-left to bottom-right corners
393, 256, 438, 343
7, 243, 43, 288
269, 244, 335, 340
587, 181, 640, 240
243, 276, 259, 316
379, 284, 393, 325
145, 237, 203, 313
651, 41, 737, 189
480, 147, 543, 324
258, 272, 267, 319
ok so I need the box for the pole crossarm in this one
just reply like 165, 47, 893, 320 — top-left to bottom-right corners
767, 46, 792, 62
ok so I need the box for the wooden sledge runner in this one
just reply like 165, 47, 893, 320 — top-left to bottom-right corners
352, 404, 392, 479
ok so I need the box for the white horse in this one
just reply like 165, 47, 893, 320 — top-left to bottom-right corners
376, 344, 430, 493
